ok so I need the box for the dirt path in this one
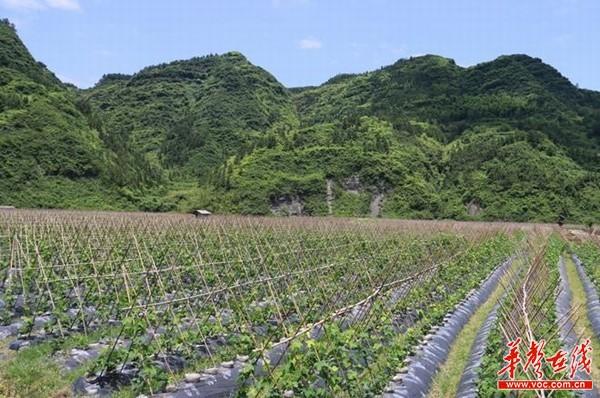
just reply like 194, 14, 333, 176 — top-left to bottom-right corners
427, 256, 520, 398
382, 256, 515, 397
563, 255, 600, 388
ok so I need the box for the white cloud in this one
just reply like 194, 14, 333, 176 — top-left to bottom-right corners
299, 37, 322, 50
1, 0, 44, 10
0, 0, 80, 11
45, 0, 79, 10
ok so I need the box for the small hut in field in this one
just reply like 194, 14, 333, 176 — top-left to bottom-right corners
193, 209, 212, 218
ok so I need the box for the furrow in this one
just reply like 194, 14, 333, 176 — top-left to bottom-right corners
453, 303, 500, 397
557, 256, 598, 398
382, 257, 513, 398
572, 254, 600, 338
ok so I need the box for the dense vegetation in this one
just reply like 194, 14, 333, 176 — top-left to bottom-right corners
85, 52, 298, 176
0, 20, 163, 210
1, 18, 600, 222
0, 210, 519, 397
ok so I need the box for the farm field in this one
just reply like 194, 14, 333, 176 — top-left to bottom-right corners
0, 210, 598, 398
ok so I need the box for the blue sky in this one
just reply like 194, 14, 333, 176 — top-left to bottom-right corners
1, 0, 598, 90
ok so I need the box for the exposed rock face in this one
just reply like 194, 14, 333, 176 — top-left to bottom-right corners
326, 179, 333, 215
370, 193, 384, 218
342, 175, 362, 194
270, 195, 304, 216
466, 199, 483, 217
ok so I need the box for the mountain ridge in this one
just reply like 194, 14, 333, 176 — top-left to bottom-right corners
1, 18, 599, 223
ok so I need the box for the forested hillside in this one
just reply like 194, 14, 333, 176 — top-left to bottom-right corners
84, 52, 298, 177
229, 55, 600, 221
1, 18, 599, 222
0, 19, 114, 208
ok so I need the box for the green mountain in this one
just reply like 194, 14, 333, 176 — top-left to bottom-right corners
0, 19, 166, 210
294, 54, 600, 168
84, 52, 298, 176
1, 19, 600, 223
220, 54, 600, 221
0, 19, 112, 208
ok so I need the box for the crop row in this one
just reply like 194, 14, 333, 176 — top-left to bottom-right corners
0, 210, 519, 396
